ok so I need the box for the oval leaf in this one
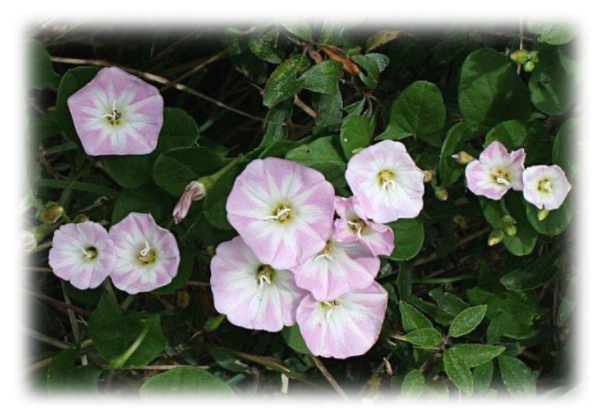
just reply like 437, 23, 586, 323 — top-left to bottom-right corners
449, 305, 487, 337
140, 366, 235, 398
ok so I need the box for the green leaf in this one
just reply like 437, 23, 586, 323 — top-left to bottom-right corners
340, 115, 373, 159
401, 370, 425, 398
204, 315, 226, 332
459, 48, 530, 130
529, 45, 574, 116
47, 348, 102, 395
152, 147, 229, 197
443, 350, 474, 395
209, 347, 248, 372
112, 185, 175, 224
497, 355, 537, 397
263, 55, 310, 108
404, 328, 442, 348
281, 22, 313, 41
556, 274, 579, 327
387, 218, 425, 261
88, 293, 166, 369
439, 122, 482, 185
400, 301, 433, 333
428, 288, 471, 318
484, 120, 546, 149
473, 360, 495, 395
249, 37, 283, 64
286, 136, 347, 188
448, 344, 505, 368
203, 165, 239, 230
388, 81, 445, 146
502, 193, 539, 256
553, 118, 576, 176
282, 325, 312, 355
140, 366, 235, 398
104, 108, 199, 189
423, 379, 450, 405
261, 99, 294, 145
313, 90, 343, 134
375, 125, 412, 141
28, 40, 60, 90
523, 193, 575, 236
449, 305, 487, 337
528, 22, 575, 45
298, 60, 343, 95
56, 66, 101, 145
152, 245, 195, 295
319, 10, 366, 46
353, 54, 389, 90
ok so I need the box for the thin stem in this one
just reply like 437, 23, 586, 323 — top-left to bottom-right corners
109, 319, 154, 369
294, 95, 317, 119
310, 355, 350, 400
25, 289, 90, 317
25, 328, 71, 350
159, 49, 228, 93
412, 275, 476, 285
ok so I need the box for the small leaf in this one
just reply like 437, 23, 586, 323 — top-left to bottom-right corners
203, 167, 239, 230
204, 315, 226, 332
387, 218, 425, 261
497, 355, 537, 397
366, 30, 402, 52
313, 90, 343, 134
47, 348, 102, 395
298, 60, 343, 95
112, 185, 175, 225
281, 22, 313, 41
263, 55, 310, 108
282, 325, 312, 355
473, 360, 495, 395
261, 99, 293, 145
28, 40, 61, 90
529, 45, 574, 116
140, 366, 236, 398
401, 370, 425, 398
399, 301, 433, 333
439, 122, 482, 185
449, 305, 487, 337
528, 22, 575, 45
339, 115, 373, 159
352, 54, 389, 90
553, 118, 576, 176
249, 37, 283, 64
404, 328, 442, 348
449, 344, 505, 368
286, 136, 347, 188
443, 350, 474, 395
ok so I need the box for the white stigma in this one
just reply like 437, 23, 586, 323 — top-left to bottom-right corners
322, 301, 339, 321
495, 176, 510, 186
347, 220, 363, 238
263, 207, 291, 221
140, 240, 151, 257
81, 247, 94, 259
543, 182, 553, 191
258, 273, 271, 286
314, 252, 335, 262
382, 178, 396, 190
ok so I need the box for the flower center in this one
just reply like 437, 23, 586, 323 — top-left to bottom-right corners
137, 240, 157, 265
537, 178, 554, 193
320, 300, 341, 320
264, 204, 293, 224
347, 218, 367, 238
314, 240, 335, 262
377, 170, 397, 191
491, 169, 511, 186
256, 265, 276, 287
81, 246, 98, 261
103, 101, 124, 127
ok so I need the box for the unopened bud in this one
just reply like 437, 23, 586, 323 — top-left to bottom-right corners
451, 151, 475, 165
207, 245, 216, 257
434, 187, 448, 201
352, 147, 365, 155
488, 229, 505, 246
538, 209, 550, 221
523, 61, 535, 72
173, 181, 207, 224
38, 202, 64, 224
510, 49, 529, 65
73, 214, 90, 223
453, 214, 468, 229
501, 215, 517, 236
21, 229, 37, 253
528, 50, 539, 63
504, 224, 518, 236
423, 170, 434, 183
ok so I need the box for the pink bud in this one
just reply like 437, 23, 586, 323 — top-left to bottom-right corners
173, 181, 207, 224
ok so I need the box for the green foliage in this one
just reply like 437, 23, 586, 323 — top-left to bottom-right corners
401, 370, 425, 398
263, 55, 310, 108
282, 325, 312, 355
529, 45, 574, 116
286, 136, 347, 188
140, 366, 236, 397
387, 218, 425, 261
449, 305, 487, 337
46, 348, 102, 395
498, 355, 538, 397
28, 40, 61, 90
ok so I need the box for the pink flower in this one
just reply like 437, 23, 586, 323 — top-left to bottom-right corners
67, 67, 164, 156
523, 165, 572, 210
291, 223, 380, 301
173, 181, 207, 224
346, 140, 424, 224
465, 141, 525, 200
226, 158, 335, 270
296, 282, 388, 359
210, 236, 307, 332
108, 213, 180, 294
333, 196, 394, 256
49, 222, 117, 290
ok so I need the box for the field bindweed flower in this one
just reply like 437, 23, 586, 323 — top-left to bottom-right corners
465, 141, 525, 200
523, 165, 572, 211
67, 67, 164, 156
173, 181, 207, 224
296, 282, 388, 359
49, 222, 117, 290
346, 140, 424, 224
226, 158, 335, 270
333, 196, 394, 257
210, 236, 306, 332
109, 213, 180, 294
291, 224, 380, 301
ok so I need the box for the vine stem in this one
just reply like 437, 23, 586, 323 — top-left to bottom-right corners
310, 355, 350, 400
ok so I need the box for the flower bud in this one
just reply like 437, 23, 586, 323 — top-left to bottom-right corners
501, 215, 517, 236
537, 209, 550, 221
528, 50, 539, 63
38, 202, 64, 224
451, 151, 475, 165
73, 214, 90, 223
207, 245, 216, 257
21, 229, 37, 253
510, 49, 529, 65
523, 61, 535, 72
423, 170, 434, 183
453, 214, 468, 229
488, 229, 505, 246
173, 181, 207, 224
434, 187, 448, 201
